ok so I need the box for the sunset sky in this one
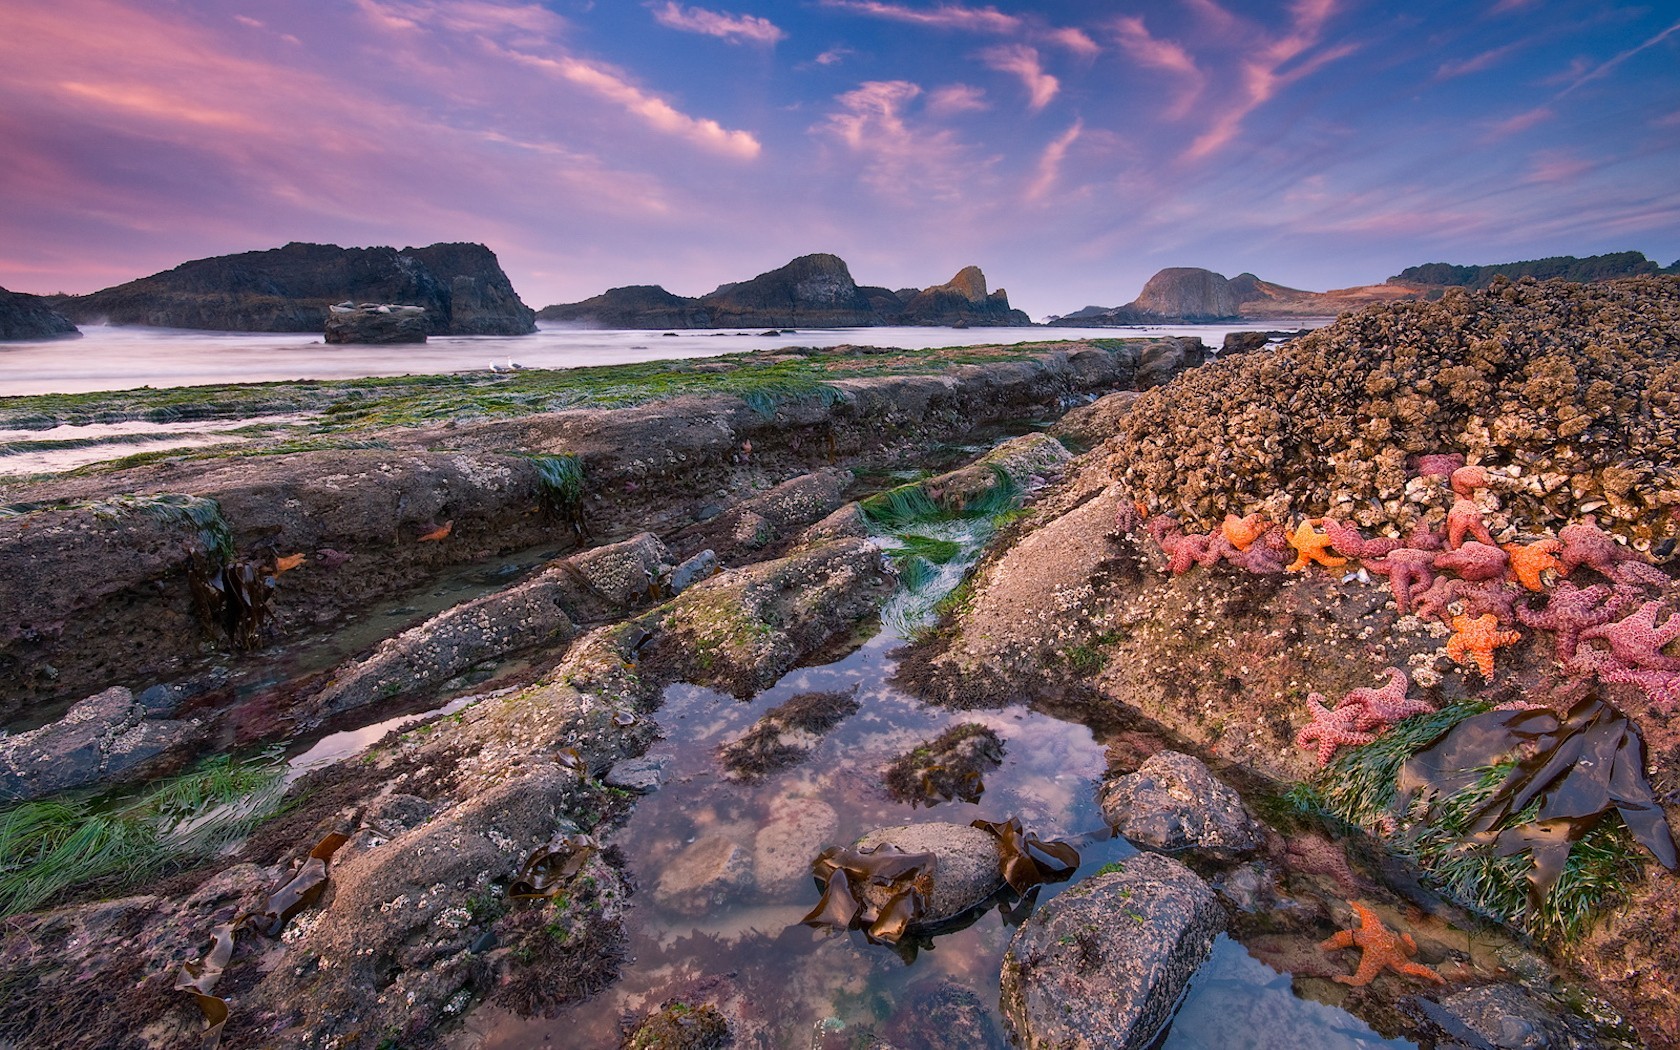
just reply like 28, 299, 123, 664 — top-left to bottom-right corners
1, 0, 1676, 318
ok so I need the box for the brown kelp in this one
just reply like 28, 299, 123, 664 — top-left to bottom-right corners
970, 816, 1080, 894
510, 834, 599, 899
801, 844, 936, 945
188, 553, 276, 651
883, 723, 1005, 808
251, 831, 350, 936
1396, 694, 1677, 905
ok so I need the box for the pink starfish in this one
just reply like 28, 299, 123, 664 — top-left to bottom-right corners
1296, 694, 1378, 766
1415, 453, 1465, 480
1451, 465, 1490, 499
1434, 541, 1509, 582
1558, 520, 1671, 590
1568, 646, 1680, 710
1445, 498, 1496, 550
1227, 538, 1289, 574
1414, 577, 1523, 627
1322, 518, 1403, 560
1579, 601, 1680, 670
1164, 530, 1225, 575
1337, 667, 1434, 729
1403, 519, 1447, 552
1365, 548, 1438, 614
1515, 581, 1638, 663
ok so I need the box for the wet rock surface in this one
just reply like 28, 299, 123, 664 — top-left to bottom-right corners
1098, 751, 1262, 859
322, 303, 428, 343
999, 852, 1225, 1050
674, 470, 849, 561
1407, 982, 1622, 1050
754, 796, 839, 890
0, 686, 202, 801
853, 822, 1005, 925
655, 834, 755, 913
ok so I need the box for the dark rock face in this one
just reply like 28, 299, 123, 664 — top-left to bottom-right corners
1407, 982, 1619, 1050
323, 304, 429, 344
1098, 751, 1262, 859
1000, 853, 1225, 1049
0, 686, 203, 801
538, 254, 1030, 328
1132, 267, 1241, 320
0, 285, 80, 341
56, 241, 537, 335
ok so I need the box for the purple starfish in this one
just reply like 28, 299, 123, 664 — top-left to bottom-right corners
1337, 667, 1434, 729
1415, 577, 1523, 627
1515, 581, 1638, 663
1559, 520, 1671, 590
1579, 601, 1680, 671
1296, 694, 1378, 766
1365, 548, 1438, 614
1568, 646, 1680, 710
1322, 518, 1404, 560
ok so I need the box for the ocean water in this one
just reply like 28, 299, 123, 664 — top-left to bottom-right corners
0, 321, 1310, 397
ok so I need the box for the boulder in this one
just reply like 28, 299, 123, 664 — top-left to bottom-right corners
1098, 751, 1262, 859
0, 686, 202, 801
669, 549, 719, 593
323, 303, 428, 344
1407, 983, 1618, 1050
854, 822, 1004, 925
655, 835, 755, 913
0, 285, 79, 341
1051, 390, 1142, 447
604, 755, 667, 794
1134, 336, 1209, 389
568, 531, 675, 611
999, 853, 1225, 1050
1129, 267, 1241, 320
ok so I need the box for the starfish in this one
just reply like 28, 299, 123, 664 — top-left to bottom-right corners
1146, 514, 1184, 550
272, 552, 307, 574
1446, 498, 1496, 550
1450, 465, 1490, 499
1558, 520, 1670, 590
1447, 613, 1522, 679
1415, 453, 1464, 480
1227, 538, 1288, 575
1504, 538, 1562, 592
1365, 548, 1438, 614
1404, 518, 1447, 552
417, 520, 453, 542
1322, 518, 1402, 560
1296, 694, 1377, 765
1337, 667, 1433, 730
1221, 512, 1271, 552
1286, 519, 1348, 572
1414, 577, 1522, 627
1434, 541, 1509, 583
1515, 582, 1637, 663
1569, 647, 1680, 710
1579, 601, 1680, 670
1320, 902, 1445, 986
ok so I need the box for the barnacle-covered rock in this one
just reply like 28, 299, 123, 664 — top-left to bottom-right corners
1109, 277, 1680, 548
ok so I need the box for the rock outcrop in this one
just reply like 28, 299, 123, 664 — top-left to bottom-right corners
322, 303, 428, 344
1098, 751, 1262, 859
1051, 267, 1424, 325
55, 241, 537, 335
0, 285, 80, 341
538, 254, 1030, 328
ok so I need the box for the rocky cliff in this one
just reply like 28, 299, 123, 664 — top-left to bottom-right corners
55, 241, 537, 335
0, 286, 80, 341
538, 255, 1031, 328
1052, 266, 1421, 325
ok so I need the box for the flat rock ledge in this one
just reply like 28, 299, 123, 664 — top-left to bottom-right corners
1000, 852, 1225, 1050
1097, 751, 1263, 859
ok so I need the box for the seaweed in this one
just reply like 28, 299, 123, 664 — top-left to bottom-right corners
803, 843, 937, 945
188, 554, 276, 651
250, 831, 350, 936
970, 817, 1080, 894
883, 723, 1005, 808
528, 453, 586, 534
509, 834, 599, 899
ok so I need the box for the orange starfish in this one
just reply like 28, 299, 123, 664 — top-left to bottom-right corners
1503, 538, 1562, 592
417, 520, 453, 542
1320, 901, 1445, 986
1286, 519, 1347, 572
1447, 613, 1522, 679
272, 552, 307, 575
1221, 512, 1271, 552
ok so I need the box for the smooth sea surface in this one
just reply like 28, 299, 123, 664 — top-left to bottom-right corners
0, 321, 1317, 397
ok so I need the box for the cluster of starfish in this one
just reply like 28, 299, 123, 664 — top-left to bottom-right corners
1561, 599, 1680, 709
1296, 668, 1434, 765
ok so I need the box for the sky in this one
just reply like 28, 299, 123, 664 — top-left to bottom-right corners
0, 0, 1676, 319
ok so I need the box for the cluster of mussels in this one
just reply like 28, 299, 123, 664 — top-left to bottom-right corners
1131, 459, 1679, 714
1110, 275, 1680, 549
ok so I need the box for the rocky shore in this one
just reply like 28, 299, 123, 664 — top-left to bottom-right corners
4, 279, 1679, 1050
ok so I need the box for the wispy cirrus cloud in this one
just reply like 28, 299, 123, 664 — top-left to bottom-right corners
649, 2, 785, 45
1041, 26, 1100, 58
818, 0, 1018, 34
1485, 105, 1553, 138
1185, 0, 1356, 160
1109, 16, 1203, 119
1556, 17, 1680, 97
1436, 41, 1523, 80
813, 80, 977, 200
926, 83, 988, 115
1026, 120, 1082, 202
815, 45, 853, 65
980, 44, 1057, 110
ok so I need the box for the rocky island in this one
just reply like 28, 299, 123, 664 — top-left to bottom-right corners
538, 252, 1031, 328
1, 276, 1678, 1050
52, 241, 537, 336
0, 285, 80, 341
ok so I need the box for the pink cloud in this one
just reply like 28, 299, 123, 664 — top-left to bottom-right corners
818, 1, 1020, 34
1026, 120, 1082, 203
815, 46, 853, 65
649, 2, 785, 45
813, 80, 979, 201
1109, 16, 1203, 118
1042, 27, 1100, 58
1525, 150, 1592, 184
1556, 17, 1680, 97
980, 44, 1058, 111
1485, 106, 1553, 137
927, 83, 989, 115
